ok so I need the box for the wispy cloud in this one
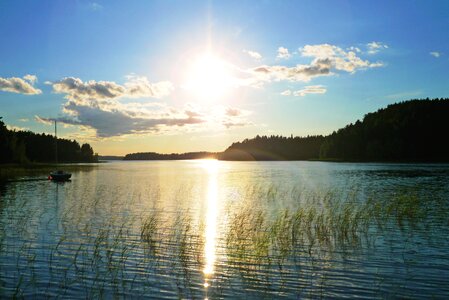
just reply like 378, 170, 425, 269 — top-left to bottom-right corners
281, 85, 327, 97
221, 106, 252, 128
386, 90, 422, 100
277, 47, 291, 59
89, 2, 103, 11
243, 49, 262, 60
366, 41, 388, 54
430, 51, 441, 58
293, 85, 327, 96
0, 75, 42, 95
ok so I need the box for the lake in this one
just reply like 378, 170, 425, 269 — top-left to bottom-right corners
0, 160, 448, 298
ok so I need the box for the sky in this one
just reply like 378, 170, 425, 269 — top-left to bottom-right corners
1, 0, 448, 155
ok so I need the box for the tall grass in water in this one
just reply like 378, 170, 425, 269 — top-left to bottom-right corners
0, 183, 447, 298
221, 186, 447, 297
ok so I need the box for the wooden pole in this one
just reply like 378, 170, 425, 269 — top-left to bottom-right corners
55, 120, 58, 164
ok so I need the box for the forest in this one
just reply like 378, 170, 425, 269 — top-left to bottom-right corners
0, 117, 98, 164
220, 135, 324, 160
124, 151, 216, 160
221, 98, 449, 162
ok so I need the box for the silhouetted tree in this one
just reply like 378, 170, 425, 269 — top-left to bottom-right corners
0, 118, 98, 164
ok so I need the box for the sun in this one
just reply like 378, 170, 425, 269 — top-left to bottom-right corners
184, 53, 234, 101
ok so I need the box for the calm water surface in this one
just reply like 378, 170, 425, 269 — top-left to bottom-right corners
0, 161, 448, 298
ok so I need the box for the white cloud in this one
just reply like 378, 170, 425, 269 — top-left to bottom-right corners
366, 41, 388, 54
0, 75, 42, 95
347, 46, 361, 53
280, 90, 292, 96
89, 2, 103, 11
302, 44, 383, 72
277, 47, 291, 59
248, 43, 383, 87
281, 86, 326, 97
124, 75, 173, 99
430, 51, 441, 58
251, 58, 333, 83
292, 85, 327, 97
243, 50, 262, 60
23, 74, 38, 84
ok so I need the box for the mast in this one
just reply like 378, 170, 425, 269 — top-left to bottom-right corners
54, 120, 58, 164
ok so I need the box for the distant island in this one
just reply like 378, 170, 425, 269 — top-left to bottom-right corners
125, 98, 449, 162
0, 117, 98, 164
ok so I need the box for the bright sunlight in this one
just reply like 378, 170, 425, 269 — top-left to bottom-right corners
184, 53, 235, 101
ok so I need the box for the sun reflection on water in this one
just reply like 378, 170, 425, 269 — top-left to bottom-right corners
201, 159, 219, 298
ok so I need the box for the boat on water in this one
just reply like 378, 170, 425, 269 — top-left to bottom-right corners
49, 170, 72, 181
49, 120, 72, 182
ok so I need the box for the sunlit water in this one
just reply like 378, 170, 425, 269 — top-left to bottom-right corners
0, 161, 448, 299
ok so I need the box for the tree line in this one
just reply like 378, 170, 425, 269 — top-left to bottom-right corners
220, 135, 324, 160
124, 151, 216, 160
0, 118, 98, 164
221, 98, 449, 162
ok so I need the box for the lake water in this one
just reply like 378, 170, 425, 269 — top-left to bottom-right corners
0, 161, 448, 298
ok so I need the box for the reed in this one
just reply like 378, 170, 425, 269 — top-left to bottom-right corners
0, 182, 447, 298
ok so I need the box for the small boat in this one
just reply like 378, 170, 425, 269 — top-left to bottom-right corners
49, 120, 72, 182
49, 170, 72, 181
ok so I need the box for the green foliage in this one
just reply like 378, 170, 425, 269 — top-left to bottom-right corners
221, 134, 324, 160
222, 98, 449, 162
319, 98, 449, 161
0, 118, 98, 164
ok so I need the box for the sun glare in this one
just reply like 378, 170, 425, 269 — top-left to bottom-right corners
184, 53, 234, 101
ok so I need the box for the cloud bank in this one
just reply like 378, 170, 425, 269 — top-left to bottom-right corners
0, 75, 42, 95
51, 76, 173, 102
250, 43, 383, 85
38, 76, 251, 137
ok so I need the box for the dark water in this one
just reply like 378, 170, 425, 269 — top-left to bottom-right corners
0, 161, 448, 299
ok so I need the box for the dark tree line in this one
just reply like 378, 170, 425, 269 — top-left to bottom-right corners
220, 135, 325, 160
0, 118, 98, 164
221, 98, 449, 162
124, 151, 216, 160
319, 98, 449, 162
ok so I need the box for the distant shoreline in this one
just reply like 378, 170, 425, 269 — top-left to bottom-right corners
122, 98, 449, 164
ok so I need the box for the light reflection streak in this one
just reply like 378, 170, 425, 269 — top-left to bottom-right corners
201, 159, 219, 299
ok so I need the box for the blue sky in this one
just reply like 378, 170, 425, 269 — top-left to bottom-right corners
1, 0, 448, 155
